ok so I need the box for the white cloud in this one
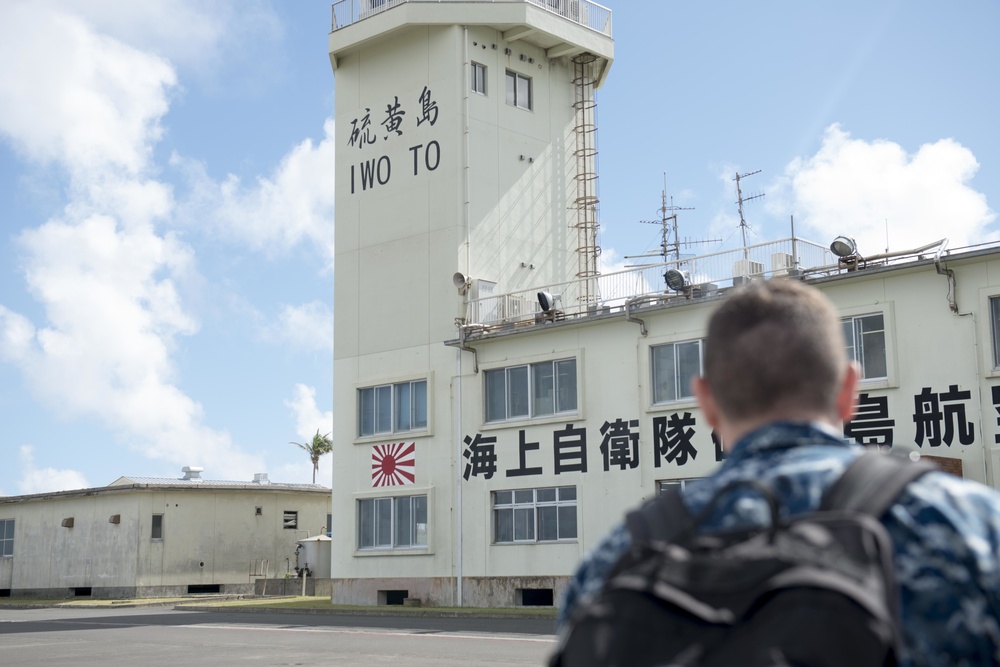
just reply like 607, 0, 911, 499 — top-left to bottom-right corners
18, 445, 89, 495
2, 213, 265, 479
0, 2, 176, 176
0, 2, 335, 491
35, 0, 283, 87
174, 118, 337, 266
262, 301, 334, 352
285, 384, 333, 486
770, 124, 996, 254
0, 2, 266, 484
271, 460, 324, 488
286, 384, 333, 444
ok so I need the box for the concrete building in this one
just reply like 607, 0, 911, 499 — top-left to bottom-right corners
328, 0, 1000, 609
0, 467, 329, 598
329, 0, 612, 607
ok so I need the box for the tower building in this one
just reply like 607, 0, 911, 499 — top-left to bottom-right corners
329, 0, 614, 605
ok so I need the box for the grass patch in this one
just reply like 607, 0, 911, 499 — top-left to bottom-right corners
59, 597, 192, 607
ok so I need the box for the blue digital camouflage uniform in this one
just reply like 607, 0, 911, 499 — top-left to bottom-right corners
558, 422, 1000, 667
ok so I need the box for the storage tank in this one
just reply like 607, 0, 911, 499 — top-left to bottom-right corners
296, 535, 332, 578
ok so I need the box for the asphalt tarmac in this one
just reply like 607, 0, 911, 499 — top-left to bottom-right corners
0, 606, 558, 666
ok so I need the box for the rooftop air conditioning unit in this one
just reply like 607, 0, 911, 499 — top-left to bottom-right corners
472, 279, 500, 324
733, 259, 764, 285
771, 252, 796, 277
506, 296, 529, 321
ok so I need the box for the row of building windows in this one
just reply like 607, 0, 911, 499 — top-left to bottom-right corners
355, 313, 892, 435
357, 495, 428, 549
355, 486, 577, 551
470, 62, 533, 111
494, 486, 577, 543
358, 380, 428, 437
0, 508, 317, 555
485, 358, 577, 422
149, 510, 300, 541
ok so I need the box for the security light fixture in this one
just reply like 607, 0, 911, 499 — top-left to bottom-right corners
664, 269, 691, 292
537, 291, 562, 312
830, 236, 857, 258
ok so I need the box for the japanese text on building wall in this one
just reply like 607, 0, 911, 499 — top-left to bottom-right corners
346, 86, 441, 195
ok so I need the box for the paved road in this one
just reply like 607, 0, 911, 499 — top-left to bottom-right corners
0, 607, 557, 666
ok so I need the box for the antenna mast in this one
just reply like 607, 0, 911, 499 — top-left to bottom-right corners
626, 175, 717, 266
734, 169, 765, 256
652, 173, 693, 263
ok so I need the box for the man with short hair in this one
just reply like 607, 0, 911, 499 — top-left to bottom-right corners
558, 279, 1000, 666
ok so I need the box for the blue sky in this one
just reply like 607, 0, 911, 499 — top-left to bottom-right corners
0, 0, 996, 495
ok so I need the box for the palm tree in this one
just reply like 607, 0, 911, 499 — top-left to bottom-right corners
290, 430, 333, 484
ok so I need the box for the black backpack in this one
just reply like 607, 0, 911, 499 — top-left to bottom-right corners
551, 451, 934, 667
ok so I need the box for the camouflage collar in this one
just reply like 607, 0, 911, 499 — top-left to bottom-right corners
727, 421, 851, 459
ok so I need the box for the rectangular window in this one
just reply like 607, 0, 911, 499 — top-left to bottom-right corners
485, 359, 577, 422
471, 62, 487, 95
505, 70, 532, 110
493, 486, 577, 543
991, 297, 1000, 368
658, 479, 697, 495
283, 510, 298, 530
358, 379, 428, 437
357, 495, 428, 550
843, 314, 887, 380
651, 340, 702, 404
0, 519, 14, 557
151, 514, 163, 540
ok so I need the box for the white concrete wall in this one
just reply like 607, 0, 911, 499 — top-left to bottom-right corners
134, 488, 329, 588
327, 4, 1000, 610
0, 487, 329, 596
330, 5, 607, 603
452, 251, 1000, 583
457, 303, 724, 578
4, 493, 140, 592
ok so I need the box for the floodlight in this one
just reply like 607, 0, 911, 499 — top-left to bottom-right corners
537, 291, 562, 312
830, 236, 857, 258
664, 269, 691, 292
452, 272, 471, 295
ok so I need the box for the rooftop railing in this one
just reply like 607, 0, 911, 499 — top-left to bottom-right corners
331, 0, 612, 36
462, 237, 964, 331
466, 238, 835, 329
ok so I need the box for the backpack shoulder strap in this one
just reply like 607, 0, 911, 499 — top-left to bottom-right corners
625, 486, 692, 545
820, 450, 935, 517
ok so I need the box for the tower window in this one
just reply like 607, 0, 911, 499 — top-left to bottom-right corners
505, 70, 532, 110
471, 62, 487, 95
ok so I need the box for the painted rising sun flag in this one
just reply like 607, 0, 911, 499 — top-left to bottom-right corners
372, 442, 416, 487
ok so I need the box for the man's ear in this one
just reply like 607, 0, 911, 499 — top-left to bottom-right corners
692, 375, 720, 431
835, 362, 861, 424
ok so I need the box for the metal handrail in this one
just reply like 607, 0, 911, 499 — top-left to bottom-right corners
464, 238, 835, 327
461, 237, 968, 329
332, 0, 612, 35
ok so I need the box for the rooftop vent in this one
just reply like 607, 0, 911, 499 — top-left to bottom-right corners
181, 466, 204, 481
252, 473, 270, 485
